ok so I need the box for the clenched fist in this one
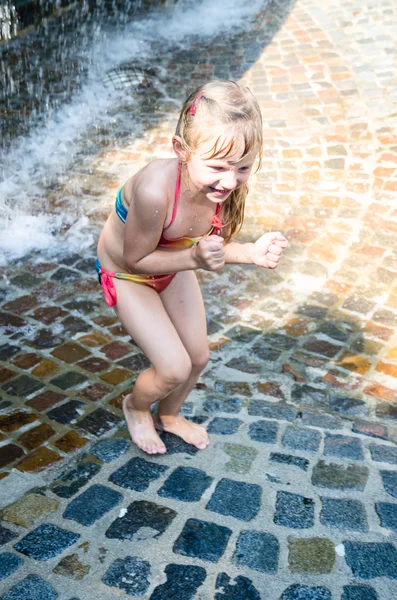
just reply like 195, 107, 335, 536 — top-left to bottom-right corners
253, 232, 288, 268
193, 235, 225, 271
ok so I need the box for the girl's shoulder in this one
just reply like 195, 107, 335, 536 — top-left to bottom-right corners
124, 158, 178, 211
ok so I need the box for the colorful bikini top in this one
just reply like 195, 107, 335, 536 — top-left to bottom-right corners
115, 161, 223, 249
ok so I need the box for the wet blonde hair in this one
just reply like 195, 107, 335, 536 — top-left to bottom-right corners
176, 80, 263, 242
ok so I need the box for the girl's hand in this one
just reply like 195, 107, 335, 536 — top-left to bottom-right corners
194, 235, 225, 271
253, 232, 288, 268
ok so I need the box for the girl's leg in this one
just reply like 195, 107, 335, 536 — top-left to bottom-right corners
113, 277, 192, 455
153, 270, 211, 449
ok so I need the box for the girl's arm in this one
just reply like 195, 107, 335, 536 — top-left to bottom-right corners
224, 232, 288, 268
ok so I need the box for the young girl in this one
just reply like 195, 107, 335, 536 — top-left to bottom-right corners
96, 80, 288, 456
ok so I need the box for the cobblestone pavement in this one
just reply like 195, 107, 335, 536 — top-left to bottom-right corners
1, 0, 397, 598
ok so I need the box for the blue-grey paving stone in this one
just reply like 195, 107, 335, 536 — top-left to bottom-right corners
77, 407, 121, 436
188, 415, 208, 425
158, 467, 213, 502
248, 420, 278, 443
159, 431, 199, 455
206, 478, 261, 521
291, 385, 329, 409
233, 530, 279, 573
150, 564, 206, 600
324, 434, 364, 461
280, 584, 331, 599
312, 460, 368, 491
380, 470, 397, 498
109, 457, 168, 491
90, 438, 129, 462
375, 502, 397, 532
274, 491, 315, 529
215, 573, 261, 600
106, 500, 177, 541
102, 556, 150, 597
330, 394, 367, 416
0, 344, 19, 361
1, 375, 43, 398
173, 518, 232, 563
342, 585, 378, 600
344, 542, 397, 579
1, 575, 58, 600
14, 523, 79, 561
270, 453, 309, 471
369, 444, 397, 464
51, 462, 101, 498
0, 526, 17, 546
49, 371, 88, 390
63, 484, 123, 526
320, 498, 368, 531
224, 325, 262, 343
0, 553, 23, 581
248, 401, 298, 421
302, 411, 342, 429
47, 400, 86, 425
282, 426, 321, 453
207, 417, 242, 435
203, 397, 242, 413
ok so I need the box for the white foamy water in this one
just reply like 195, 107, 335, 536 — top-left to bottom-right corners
0, 0, 269, 265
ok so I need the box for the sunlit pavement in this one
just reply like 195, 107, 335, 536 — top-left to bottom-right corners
1, 0, 397, 598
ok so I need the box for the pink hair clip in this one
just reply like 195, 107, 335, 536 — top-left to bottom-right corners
189, 92, 204, 115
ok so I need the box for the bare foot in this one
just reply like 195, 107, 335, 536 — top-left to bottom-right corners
154, 413, 209, 450
122, 395, 167, 455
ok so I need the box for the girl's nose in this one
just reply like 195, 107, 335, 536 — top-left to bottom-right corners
220, 170, 238, 190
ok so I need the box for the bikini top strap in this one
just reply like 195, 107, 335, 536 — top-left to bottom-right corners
215, 202, 221, 215
163, 160, 182, 231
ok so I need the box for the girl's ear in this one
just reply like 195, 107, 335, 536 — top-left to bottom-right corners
172, 135, 189, 162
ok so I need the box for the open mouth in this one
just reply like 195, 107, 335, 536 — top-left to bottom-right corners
209, 186, 231, 196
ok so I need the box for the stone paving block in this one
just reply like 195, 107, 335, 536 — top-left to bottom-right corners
223, 444, 258, 474
158, 466, 213, 502
0, 444, 25, 468
1, 574, 58, 600
323, 433, 364, 461
288, 537, 335, 573
224, 325, 262, 343
0, 526, 17, 546
213, 381, 251, 396
352, 420, 388, 439
51, 342, 90, 363
53, 553, 90, 580
320, 497, 368, 531
0, 367, 17, 384
0, 553, 24, 581
102, 556, 150, 596
150, 564, 206, 600
51, 462, 101, 498
17, 423, 55, 450
207, 417, 242, 435
203, 397, 242, 413
302, 411, 342, 429
14, 523, 80, 561
77, 407, 121, 436
49, 371, 88, 390
53, 430, 89, 453
282, 426, 321, 453
78, 382, 111, 402
47, 400, 86, 425
274, 491, 315, 529
291, 385, 329, 409
369, 443, 397, 464
109, 457, 168, 491
270, 453, 309, 471
280, 585, 332, 600
90, 438, 129, 462
375, 502, 397, 532
0, 411, 37, 433
344, 541, 397, 579
106, 500, 177, 541
159, 431, 199, 455
1, 374, 43, 398
341, 585, 378, 600
26, 390, 66, 412
330, 394, 368, 416
206, 478, 261, 521
248, 419, 278, 443
232, 530, 279, 573
63, 484, 123, 526
173, 518, 232, 563
1, 493, 59, 528
0, 344, 20, 360
215, 573, 261, 600
380, 470, 397, 498
16, 446, 63, 472
247, 400, 298, 421
312, 460, 368, 491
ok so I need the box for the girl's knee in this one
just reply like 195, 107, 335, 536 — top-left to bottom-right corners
157, 356, 192, 390
191, 348, 210, 372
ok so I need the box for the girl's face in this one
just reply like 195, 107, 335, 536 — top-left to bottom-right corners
184, 131, 257, 203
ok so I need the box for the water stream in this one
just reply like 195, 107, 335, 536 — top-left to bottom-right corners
0, 0, 271, 265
